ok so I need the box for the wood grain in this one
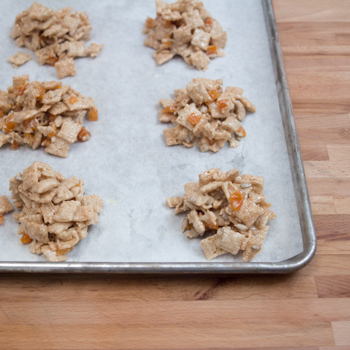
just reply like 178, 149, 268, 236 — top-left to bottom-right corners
316, 276, 350, 298
1, 1, 350, 349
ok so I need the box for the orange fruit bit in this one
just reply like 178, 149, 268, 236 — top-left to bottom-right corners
238, 126, 246, 137
229, 190, 245, 211
163, 39, 172, 49
11, 140, 19, 150
187, 113, 201, 125
145, 17, 154, 28
207, 45, 217, 56
206, 222, 219, 230
217, 99, 229, 113
47, 56, 58, 66
89, 107, 98, 121
0, 214, 3, 225
24, 133, 34, 144
164, 20, 172, 28
69, 96, 79, 104
48, 125, 57, 138
208, 139, 216, 146
3, 120, 16, 133
37, 85, 46, 100
162, 105, 176, 114
21, 232, 33, 244
54, 82, 62, 90
205, 17, 214, 25
23, 117, 38, 131
41, 138, 51, 147
208, 87, 222, 101
78, 127, 91, 142
13, 84, 27, 95
0, 111, 4, 118
57, 248, 70, 255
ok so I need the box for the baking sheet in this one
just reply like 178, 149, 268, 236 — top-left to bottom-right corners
0, 0, 303, 264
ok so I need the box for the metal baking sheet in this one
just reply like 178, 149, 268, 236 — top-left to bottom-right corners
0, 0, 316, 273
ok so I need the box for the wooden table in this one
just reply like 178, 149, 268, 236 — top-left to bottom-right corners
1, 1, 350, 348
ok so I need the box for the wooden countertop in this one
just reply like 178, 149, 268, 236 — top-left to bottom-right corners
1, 1, 350, 349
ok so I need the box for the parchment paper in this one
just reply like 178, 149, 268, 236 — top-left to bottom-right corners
0, 0, 303, 263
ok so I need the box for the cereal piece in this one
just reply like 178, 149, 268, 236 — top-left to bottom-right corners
82, 194, 103, 213
10, 3, 103, 78
57, 120, 82, 144
45, 137, 71, 158
144, 0, 226, 70
8, 52, 31, 68
216, 227, 245, 255
0, 76, 97, 157
159, 78, 255, 152
190, 51, 210, 71
166, 168, 276, 262
86, 43, 104, 58
73, 205, 94, 222
55, 58, 76, 79
0, 195, 14, 214
200, 235, 226, 261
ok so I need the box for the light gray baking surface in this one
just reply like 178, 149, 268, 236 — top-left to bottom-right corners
0, 0, 303, 263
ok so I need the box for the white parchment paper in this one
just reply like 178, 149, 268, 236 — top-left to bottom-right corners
0, 0, 303, 263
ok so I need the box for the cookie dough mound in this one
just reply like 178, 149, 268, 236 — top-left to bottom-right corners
166, 168, 276, 262
10, 162, 103, 262
159, 78, 255, 152
144, 0, 227, 71
0, 75, 98, 157
10, 2, 103, 78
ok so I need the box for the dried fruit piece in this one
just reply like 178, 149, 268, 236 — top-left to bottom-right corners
163, 105, 176, 114
69, 96, 79, 104
207, 45, 217, 56
47, 56, 58, 66
37, 85, 46, 100
217, 99, 229, 113
164, 20, 172, 28
162, 40, 172, 49
208, 87, 222, 101
187, 113, 201, 125
57, 248, 70, 255
205, 17, 214, 26
238, 126, 246, 137
145, 17, 154, 28
21, 232, 33, 244
0, 214, 3, 225
0, 111, 4, 118
13, 83, 27, 95
229, 190, 245, 211
23, 133, 35, 144
41, 138, 51, 147
208, 139, 215, 146
11, 140, 19, 150
205, 222, 218, 230
89, 107, 98, 121
48, 125, 57, 138
23, 117, 38, 131
78, 127, 91, 142
3, 120, 16, 133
